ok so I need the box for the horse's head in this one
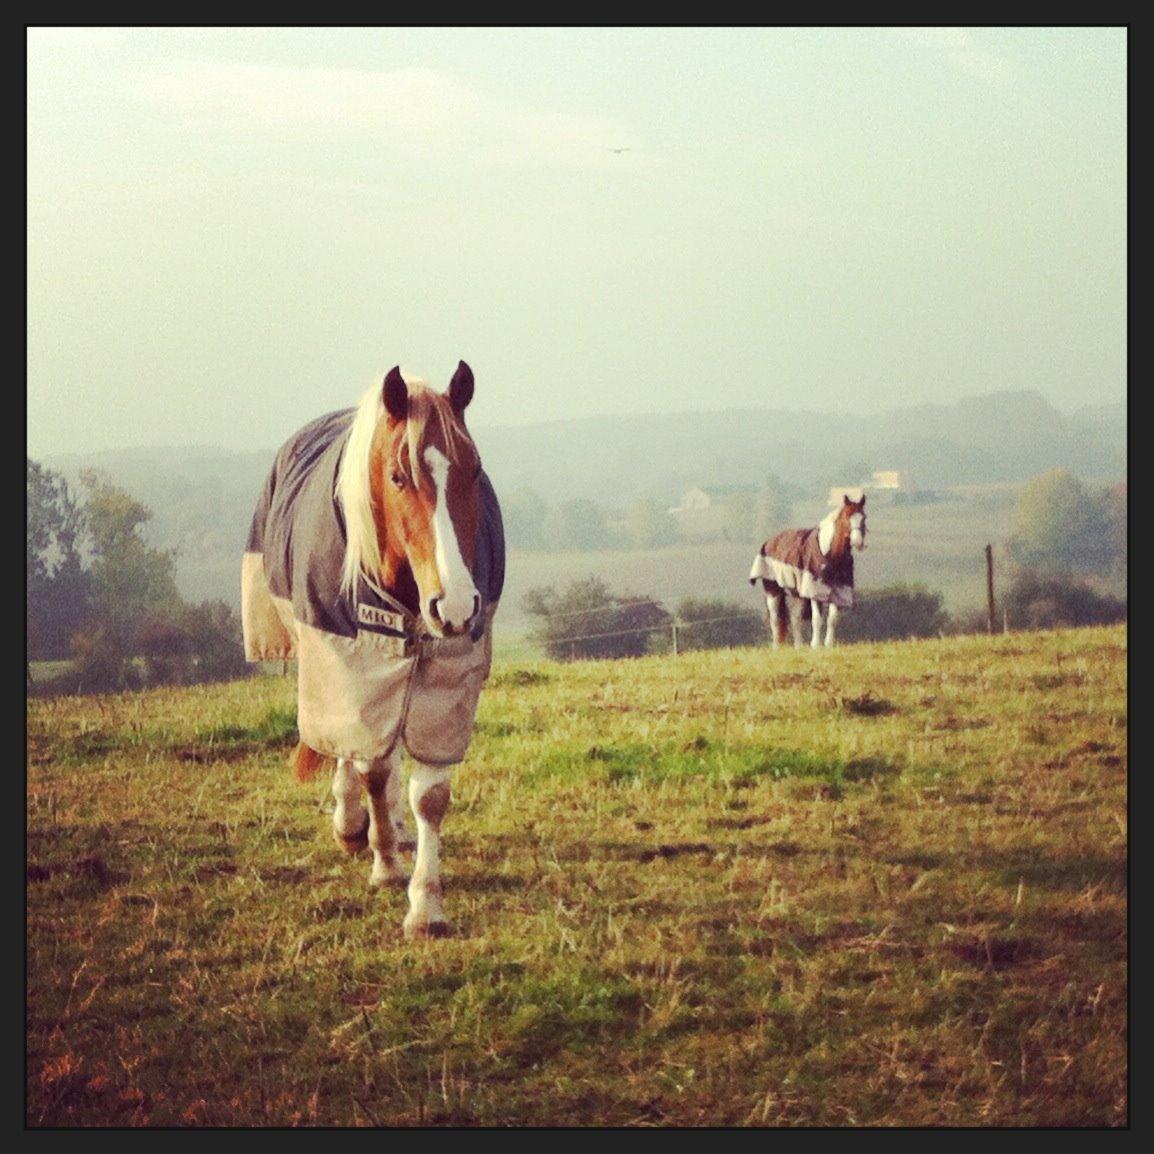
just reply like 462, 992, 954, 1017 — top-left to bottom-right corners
367, 362, 482, 638
841, 492, 867, 550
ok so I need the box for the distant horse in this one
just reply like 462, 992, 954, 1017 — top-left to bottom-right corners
242, 362, 504, 939
749, 494, 866, 648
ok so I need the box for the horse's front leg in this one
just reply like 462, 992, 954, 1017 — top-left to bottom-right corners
765, 591, 783, 649
403, 764, 453, 940
331, 758, 370, 854
824, 603, 839, 647
360, 754, 408, 887
810, 600, 825, 649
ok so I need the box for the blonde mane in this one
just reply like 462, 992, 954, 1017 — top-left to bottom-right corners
336, 375, 472, 598
817, 508, 839, 555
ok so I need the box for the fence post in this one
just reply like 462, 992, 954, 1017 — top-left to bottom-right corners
671, 621, 679, 656
985, 544, 996, 634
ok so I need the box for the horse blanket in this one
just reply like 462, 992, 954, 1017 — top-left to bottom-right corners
748, 526, 854, 609
242, 409, 505, 766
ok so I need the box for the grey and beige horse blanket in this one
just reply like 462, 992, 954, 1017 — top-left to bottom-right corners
748, 526, 854, 608
242, 408, 505, 766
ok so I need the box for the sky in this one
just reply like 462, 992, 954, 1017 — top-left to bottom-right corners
27, 27, 1127, 459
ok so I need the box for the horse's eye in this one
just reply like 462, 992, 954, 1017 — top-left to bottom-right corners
390, 471, 406, 490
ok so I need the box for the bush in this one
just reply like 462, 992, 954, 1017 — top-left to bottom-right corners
837, 585, 950, 643
70, 625, 135, 693
524, 577, 672, 660
1004, 570, 1127, 631
137, 601, 250, 687
675, 598, 765, 651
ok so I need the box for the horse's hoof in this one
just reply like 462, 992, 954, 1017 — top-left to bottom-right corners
403, 919, 451, 941
332, 814, 370, 855
369, 867, 408, 890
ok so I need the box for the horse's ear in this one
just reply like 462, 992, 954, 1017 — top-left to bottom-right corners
382, 366, 408, 421
859, 493, 866, 508
448, 360, 474, 415
843, 493, 853, 506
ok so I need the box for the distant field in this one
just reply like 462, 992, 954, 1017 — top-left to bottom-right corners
27, 625, 1126, 1126
497, 488, 1020, 638
172, 487, 1021, 639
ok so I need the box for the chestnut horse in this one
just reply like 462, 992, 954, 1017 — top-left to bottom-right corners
748, 494, 866, 648
242, 362, 504, 939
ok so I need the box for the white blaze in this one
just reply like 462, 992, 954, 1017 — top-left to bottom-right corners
850, 512, 865, 549
423, 446, 478, 630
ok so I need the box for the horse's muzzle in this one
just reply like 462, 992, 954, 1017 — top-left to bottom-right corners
427, 591, 481, 637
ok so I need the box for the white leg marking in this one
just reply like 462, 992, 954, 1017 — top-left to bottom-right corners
423, 446, 479, 632
825, 603, 839, 647
811, 600, 825, 649
404, 763, 453, 939
357, 754, 408, 887
332, 758, 369, 842
387, 761, 415, 851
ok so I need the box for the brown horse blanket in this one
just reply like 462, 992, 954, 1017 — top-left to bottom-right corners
241, 408, 504, 765
748, 526, 854, 609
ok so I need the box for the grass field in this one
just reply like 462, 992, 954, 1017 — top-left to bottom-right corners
26, 625, 1126, 1127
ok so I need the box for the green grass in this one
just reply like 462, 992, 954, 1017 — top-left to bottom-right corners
26, 626, 1127, 1126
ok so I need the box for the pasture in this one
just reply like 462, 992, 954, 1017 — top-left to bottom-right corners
26, 626, 1126, 1126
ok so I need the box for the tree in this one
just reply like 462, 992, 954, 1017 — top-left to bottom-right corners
524, 576, 671, 660
625, 499, 679, 549
27, 460, 93, 659
1007, 469, 1118, 574
27, 466, 249, 692
502, 487, 549, 550
675, 598, 764, 651
719, 476, 793, 544
1104, 483, 1127, 589
541, 499, 614, 551
81, 470, 182, 632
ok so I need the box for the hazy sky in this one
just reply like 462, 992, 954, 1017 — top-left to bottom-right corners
27, 27, 1127, 459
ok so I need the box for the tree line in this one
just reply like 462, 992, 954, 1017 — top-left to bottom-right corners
27, 460, 248, 693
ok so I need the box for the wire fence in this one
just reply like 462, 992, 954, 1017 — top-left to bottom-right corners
511, 606, 767, 657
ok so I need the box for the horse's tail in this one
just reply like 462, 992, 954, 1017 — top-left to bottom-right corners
291, 741, 331, 783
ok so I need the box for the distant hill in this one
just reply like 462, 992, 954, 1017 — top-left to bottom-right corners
474, 389, 1123, 503
40, 389, 1124, 612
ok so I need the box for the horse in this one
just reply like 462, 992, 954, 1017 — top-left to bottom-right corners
241, 362, 505, 939
748, 493, 866, 648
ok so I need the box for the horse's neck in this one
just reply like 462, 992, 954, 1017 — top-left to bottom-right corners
818, 515, 850, 559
